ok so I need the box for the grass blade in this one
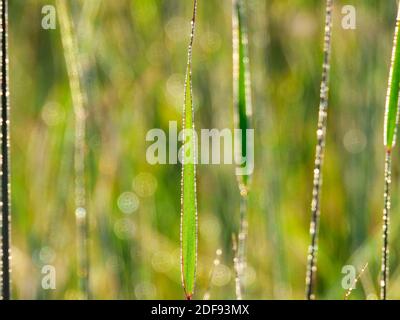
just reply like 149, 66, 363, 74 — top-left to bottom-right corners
232, 0, 253, 299
380, 2, 400, 300
180, 0, 198, 300
305, 0, 333, 300
233, 0, 253, 191
0, 0, 10, 301
57, 0, 90, 299
384, 4, 400, 150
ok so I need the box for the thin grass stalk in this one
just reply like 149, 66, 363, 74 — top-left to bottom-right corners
305, 0, 333, 300
232, 234, 242, 300
344, 263, 368, 300
0, 0, 10, 301
57, 0, 90, 299
381, 151, 392, 300
203, 249, 222, 300
236, 191, 247, 298
232, 0, 253, 299
380, 2, 400, 300
180, 0, 198, 300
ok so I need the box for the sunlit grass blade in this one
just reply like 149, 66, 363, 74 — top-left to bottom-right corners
57, 0, 90, 299
0, 0, 11, 301
380, 2, 400, 300
305, 0, 333, 300
180, 0, 198, 300
232, 0, 253, 299
384, 4, 400, 150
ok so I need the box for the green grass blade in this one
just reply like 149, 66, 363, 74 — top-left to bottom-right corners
180, 0, 198, 300
233, 0, 253, 191
384, 4, 400, 149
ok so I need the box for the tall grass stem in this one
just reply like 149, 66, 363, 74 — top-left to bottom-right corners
232, 0, 253, 299
0, 0, 10, 301
381, 150, 392, 300
305, 0, 333, 300
57, 0, 90, 299
380, 2, 400, 300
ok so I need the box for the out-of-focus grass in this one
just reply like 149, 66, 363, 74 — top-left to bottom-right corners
8, 0, 400, 299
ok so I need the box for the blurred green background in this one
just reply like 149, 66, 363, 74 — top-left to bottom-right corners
8, 0, 400, 299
